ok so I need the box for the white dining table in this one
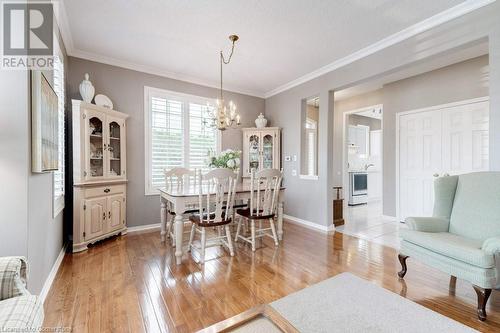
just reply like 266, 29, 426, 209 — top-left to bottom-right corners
158, 184, 285, 265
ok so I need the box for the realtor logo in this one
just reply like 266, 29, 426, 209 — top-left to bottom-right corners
2, 1, 54, 69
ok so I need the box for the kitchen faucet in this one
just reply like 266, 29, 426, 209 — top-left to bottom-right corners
364, 163, 375, 170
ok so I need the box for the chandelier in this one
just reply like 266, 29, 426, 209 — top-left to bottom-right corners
205, 35, 241, 131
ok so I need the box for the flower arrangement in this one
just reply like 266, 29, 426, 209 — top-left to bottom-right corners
207, 149, 241, 170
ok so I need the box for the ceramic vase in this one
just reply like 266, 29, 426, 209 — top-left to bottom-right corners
79, 73, 95, 103
255, 113, 267, 128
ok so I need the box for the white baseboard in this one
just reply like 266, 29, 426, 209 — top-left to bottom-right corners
284, 214, 335, 234
40, 244, 67, 304
382, 214, 397, 221
127, 222, 161, 233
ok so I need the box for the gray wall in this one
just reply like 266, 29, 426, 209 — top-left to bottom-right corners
334, 56, 488, 217
67, 57, 265, 227
0, 23, 67, 294
265, 2, 500, 226
382, 55, 488, 216
348, 114, 381, 131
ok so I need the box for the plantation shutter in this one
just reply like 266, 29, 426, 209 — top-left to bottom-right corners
151, 97, 184, 189
148, 91, 218, 192
189, 103, 217, 173
53, 54, 65, 204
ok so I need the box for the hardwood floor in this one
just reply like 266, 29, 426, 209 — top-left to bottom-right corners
43, 222, 500, 332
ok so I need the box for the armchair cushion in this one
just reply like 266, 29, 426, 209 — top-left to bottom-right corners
400, 230, 495, 269
482, 237, 500, 255
0, 257, 29, 301
0, 295, 43, 331
405, 217, 449, 232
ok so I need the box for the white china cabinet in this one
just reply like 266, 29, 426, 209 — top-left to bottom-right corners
71, 100, 129, 252
242, 127, 281, 177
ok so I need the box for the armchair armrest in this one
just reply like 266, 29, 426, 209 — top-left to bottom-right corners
0, 256, 29, 301
405, 217, 449, 232
482, 237, 500, 255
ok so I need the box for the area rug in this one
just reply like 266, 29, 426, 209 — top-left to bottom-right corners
270, 272, 477, 332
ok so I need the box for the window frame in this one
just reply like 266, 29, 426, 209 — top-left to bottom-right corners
52, 35, 65, 218
144, 86, 221, 195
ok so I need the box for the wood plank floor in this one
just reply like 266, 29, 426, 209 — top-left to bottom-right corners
43, 222, 500, 332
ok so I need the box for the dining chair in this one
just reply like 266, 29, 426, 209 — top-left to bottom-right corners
188, 168, 237, 264
164, 167, 198, 246
234, 168, 283, 251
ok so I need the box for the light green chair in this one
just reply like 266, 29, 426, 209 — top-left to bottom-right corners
398, 172, 500, 321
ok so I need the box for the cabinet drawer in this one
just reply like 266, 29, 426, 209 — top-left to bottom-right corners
84, 184, 126, 198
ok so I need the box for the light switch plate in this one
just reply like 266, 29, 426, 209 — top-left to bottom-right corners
292, 155, 297, 162
291, 169, 297, 176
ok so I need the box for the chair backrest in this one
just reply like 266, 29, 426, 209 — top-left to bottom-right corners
164, 167, 197, 191
447, 172, 500, 241
197, 168, 237, 224
249, 168, 283, 217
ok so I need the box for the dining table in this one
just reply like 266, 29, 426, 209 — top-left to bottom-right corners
158, 183, 285, 265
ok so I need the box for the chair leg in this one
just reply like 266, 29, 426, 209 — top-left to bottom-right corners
187, 224, 195, 252
473, 285, 492, 321
200, 228, 206, 264
169, 215, 176, 247
235, 215, 242, 242
166, 214, 173, 239
251, 220, 256, 252
397, 254, 409, 278
269, 218, 279, 246
225, 225, 234, 256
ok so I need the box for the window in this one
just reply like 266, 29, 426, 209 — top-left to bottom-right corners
306, 119, 317, 176
144, 87, 220, 194
53, 38, 65, 217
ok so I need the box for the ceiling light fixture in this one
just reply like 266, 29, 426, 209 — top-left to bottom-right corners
205, 35, 241, 131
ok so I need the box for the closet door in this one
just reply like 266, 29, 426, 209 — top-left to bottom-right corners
399, 110, 442, 220
398, 100, 489, 221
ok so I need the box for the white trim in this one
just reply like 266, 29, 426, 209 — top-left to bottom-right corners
395, 96, 489, 221
284, 214, 335, 233
382, 215, 397, 221
127, 223, 161, 233
40, 244, 66, 304
264, 0, 495, 98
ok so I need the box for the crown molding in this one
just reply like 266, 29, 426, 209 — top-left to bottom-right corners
69, 49, 266, 98
263, 0, 496, 98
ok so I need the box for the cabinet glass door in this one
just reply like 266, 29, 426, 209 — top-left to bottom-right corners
262, 133, 274, 169
88, 115, 104, 178
108, 120, 122, 177
248, 134, 260, 173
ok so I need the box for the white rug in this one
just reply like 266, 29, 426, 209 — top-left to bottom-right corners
271, 272, 477, 333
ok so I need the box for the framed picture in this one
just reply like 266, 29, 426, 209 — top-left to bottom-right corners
31, 71, 59, 173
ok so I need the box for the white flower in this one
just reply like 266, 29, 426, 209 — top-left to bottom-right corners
227, 159, 235, 168
234, 157, 240, 166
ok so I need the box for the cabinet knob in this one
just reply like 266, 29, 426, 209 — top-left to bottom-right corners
109, 211, 111, 219
102, 212, 106, 220
104, 188, 111, 193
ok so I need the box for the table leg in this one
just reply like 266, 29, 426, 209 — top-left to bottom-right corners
160, 201, 167, 242
174, 213, 183, 265
278, 201, 284, 241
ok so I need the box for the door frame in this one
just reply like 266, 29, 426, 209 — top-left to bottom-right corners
395, 96, 489, 221
342, 104, 383, 206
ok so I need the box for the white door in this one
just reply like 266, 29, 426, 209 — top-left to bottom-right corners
398, 100, 489, 220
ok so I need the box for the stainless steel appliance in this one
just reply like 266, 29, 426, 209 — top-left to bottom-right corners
349, 171, 368, 205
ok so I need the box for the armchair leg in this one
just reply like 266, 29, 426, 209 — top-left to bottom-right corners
397, 254, 409, 278
472, 285, 492, 321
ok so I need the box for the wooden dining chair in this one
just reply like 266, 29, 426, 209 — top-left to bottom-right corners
164, 167, 198, 246
188, 168, 237, 264
234, 169, 283, 251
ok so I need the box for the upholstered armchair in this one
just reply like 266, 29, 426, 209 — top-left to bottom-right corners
398, 172, 500, 321
0, 257, 44, 331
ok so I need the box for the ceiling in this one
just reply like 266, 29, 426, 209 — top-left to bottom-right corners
61, 0, 480, 97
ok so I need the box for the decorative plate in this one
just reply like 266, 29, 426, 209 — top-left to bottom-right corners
94, 94, 113, 109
